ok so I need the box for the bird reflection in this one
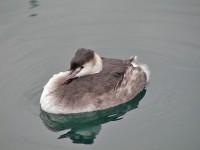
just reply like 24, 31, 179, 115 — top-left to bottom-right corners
40, 89, 146, 144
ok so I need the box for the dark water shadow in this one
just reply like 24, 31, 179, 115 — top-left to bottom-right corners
29, 0, 39, 17
40, 89, 146, 144
29, 0, 39, 9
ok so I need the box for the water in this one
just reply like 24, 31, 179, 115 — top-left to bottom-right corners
0, 0, 200, 149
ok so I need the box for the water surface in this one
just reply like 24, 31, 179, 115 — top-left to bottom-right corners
0, 0, 200, 150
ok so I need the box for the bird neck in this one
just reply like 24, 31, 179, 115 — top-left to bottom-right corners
91, 52, 103, 74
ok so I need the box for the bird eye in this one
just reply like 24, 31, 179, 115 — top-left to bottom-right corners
81, 66, 84, 69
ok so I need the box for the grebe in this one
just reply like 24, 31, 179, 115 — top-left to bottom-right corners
40, 48, 150, 114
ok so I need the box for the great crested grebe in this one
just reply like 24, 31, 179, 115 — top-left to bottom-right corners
40, 48, 150, 114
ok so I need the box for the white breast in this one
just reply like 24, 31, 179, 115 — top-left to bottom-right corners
40, 71, 70, 113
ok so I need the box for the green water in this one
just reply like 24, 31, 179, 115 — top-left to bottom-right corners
0, 0, 200, 149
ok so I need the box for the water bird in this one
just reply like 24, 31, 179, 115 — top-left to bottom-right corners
40, 48, 150, 114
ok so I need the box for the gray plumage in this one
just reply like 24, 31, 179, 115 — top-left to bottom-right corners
40, 48, 150, 114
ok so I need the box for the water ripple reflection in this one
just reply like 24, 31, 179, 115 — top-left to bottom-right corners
40, 89, 146, 144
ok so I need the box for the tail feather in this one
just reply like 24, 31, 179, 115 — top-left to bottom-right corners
129, 56, 150, 83
140, 64, 150, 83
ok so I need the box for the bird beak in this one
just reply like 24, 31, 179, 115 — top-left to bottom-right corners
63, 68, 81, 84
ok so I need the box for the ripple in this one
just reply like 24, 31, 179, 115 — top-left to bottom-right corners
1, 0, 200, 149
40, 90, 146, 144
